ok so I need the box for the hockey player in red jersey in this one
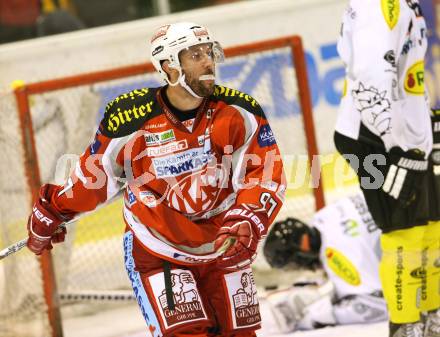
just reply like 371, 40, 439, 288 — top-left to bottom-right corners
25, 22, 286, 337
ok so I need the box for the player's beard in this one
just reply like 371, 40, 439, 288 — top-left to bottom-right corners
185, 71, 215, 97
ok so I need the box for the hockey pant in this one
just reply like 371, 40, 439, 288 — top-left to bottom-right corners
123, 230, 261, 337
379, 221, 440, 324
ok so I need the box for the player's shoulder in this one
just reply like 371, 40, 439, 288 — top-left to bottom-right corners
101, 87, 163, 138
354, 0, 411, 28
211, 85, 266, 119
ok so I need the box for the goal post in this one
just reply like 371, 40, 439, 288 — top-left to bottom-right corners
0, 35, 324, 337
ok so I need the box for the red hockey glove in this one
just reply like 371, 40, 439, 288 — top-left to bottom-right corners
27, 184, 71, 255
214, 204, 269, 270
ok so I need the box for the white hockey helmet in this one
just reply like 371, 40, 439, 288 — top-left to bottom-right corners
150, 22, 224, 92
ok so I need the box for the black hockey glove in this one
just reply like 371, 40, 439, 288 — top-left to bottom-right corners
431, 111, 440, 165
382, 147, 428, 207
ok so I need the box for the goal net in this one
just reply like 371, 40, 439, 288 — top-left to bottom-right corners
0, 35, 324, 337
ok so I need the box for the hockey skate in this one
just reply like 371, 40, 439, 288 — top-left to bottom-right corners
389, 322, 425, 337
424, 308, 440, 337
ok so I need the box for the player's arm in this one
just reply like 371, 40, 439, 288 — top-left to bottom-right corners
346, 2, 405, 147
214, 101, 286, 269
348, 3, 428, 206
27, 102, 127, 254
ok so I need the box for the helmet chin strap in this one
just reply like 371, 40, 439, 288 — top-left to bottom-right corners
165, 66, 202, 99
179, 73, 203, 99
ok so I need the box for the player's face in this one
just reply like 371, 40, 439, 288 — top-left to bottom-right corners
179, 43, 216, 97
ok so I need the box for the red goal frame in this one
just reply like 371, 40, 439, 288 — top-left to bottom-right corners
13, 35, 325, 337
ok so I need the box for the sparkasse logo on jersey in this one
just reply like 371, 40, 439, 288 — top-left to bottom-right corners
152, 147, 209, 178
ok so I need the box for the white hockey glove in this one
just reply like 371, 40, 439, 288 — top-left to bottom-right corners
382, 147, 428, 207
265, 280, 335, 333
332, 292, 388, 325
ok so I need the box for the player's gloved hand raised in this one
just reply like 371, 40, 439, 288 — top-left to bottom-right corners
382, 147, 428, 207
27, 184, 72, 255
214, 204, 269, 270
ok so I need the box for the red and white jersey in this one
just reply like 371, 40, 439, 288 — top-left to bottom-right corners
51, 85, 286, 265
336, 0, 432, 155
312, 193, 382, 298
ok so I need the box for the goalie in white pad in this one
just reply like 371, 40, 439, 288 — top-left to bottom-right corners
261, 192, 388, 333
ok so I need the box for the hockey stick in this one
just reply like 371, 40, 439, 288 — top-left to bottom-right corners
0, 188, 125, 261
0, 220, 73, 260
216, 237, 237, 254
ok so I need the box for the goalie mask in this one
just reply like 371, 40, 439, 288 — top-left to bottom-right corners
150, 22, 224, 98
263, 218, 321, 269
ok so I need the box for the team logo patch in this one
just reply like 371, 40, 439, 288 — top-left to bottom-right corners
139, 191, 157, 208
127, 187, 136, 206
148, 269, 208, 330
147, 140, 188, 157
410, 267, 426, 279
381, 0, 399, 29
182, 119, 194, 131
90, 137, 101, 155
193, 27, 209, 37
404, 61, 424, 95
166, 164, 228, 214
145, 129, 176, 146
352, 83, 391, 136
151, 25, 170, 43
224, 269, 261, 329
258, 125, 276, 147
326, 247, 361, 286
